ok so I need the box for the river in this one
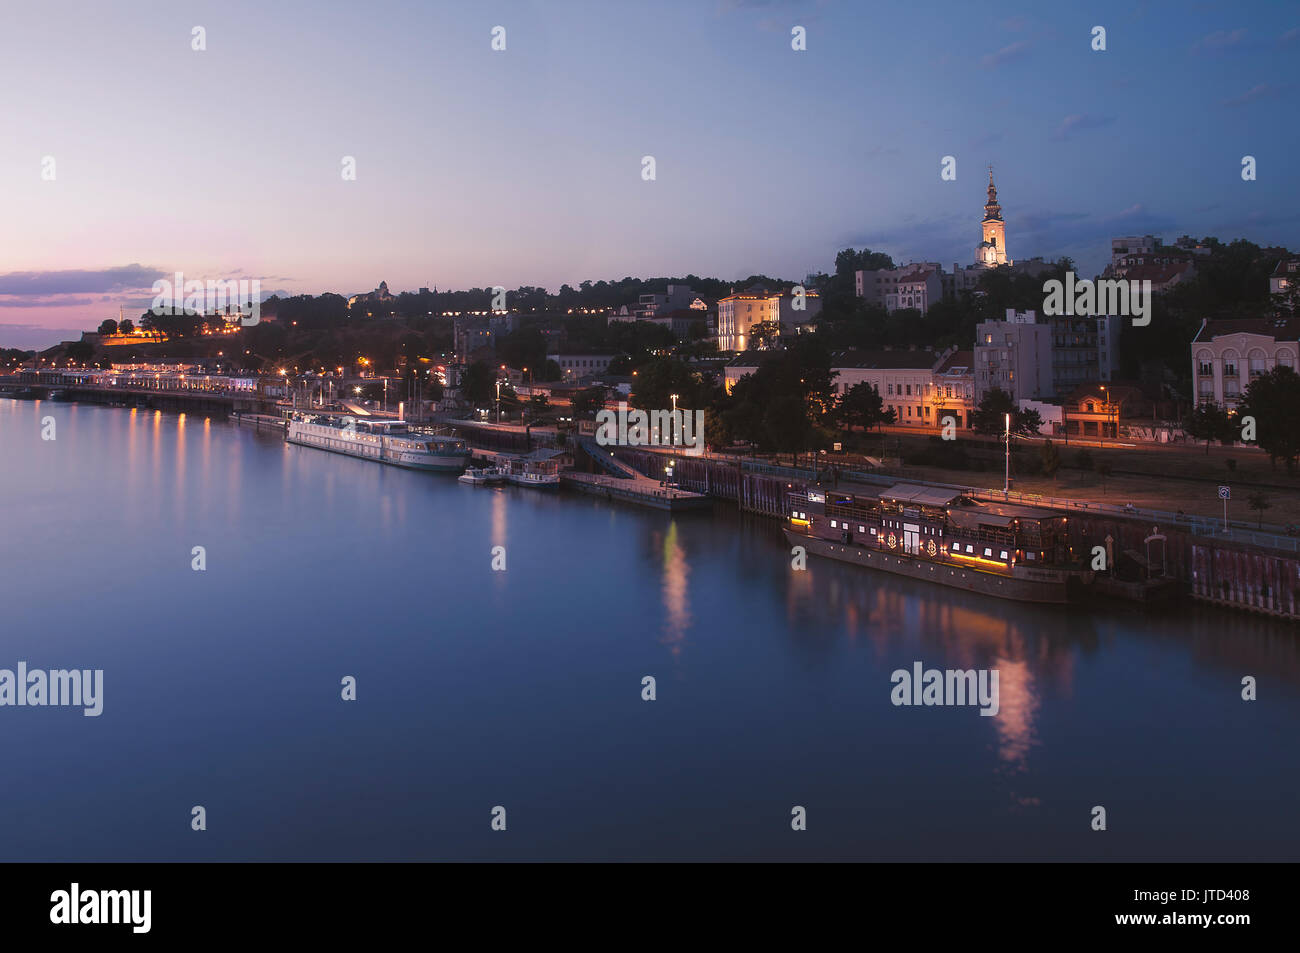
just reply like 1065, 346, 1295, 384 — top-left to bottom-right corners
1, 399, 1296, 861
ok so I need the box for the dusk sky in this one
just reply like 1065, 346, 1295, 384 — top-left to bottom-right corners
2, 0, 1297, 349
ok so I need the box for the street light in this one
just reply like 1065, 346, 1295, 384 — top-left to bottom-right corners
1003, 411, 1011, 499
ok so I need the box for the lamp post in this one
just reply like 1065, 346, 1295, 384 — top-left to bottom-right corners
496, 378, 501, 425
1004, 411, 1011, 499
1100, 385, 1108, 448
671, 393, 679, 445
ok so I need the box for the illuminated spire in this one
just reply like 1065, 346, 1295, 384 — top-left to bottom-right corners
984, 166, 1002, 222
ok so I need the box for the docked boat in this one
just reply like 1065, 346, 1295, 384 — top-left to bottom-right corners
286, 413, 469, 472
458, 466, 504, 485
502, 450, 562, 489
785, 482, 1092, 604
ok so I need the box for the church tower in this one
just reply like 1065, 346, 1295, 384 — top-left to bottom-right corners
975, 167, 1009, 267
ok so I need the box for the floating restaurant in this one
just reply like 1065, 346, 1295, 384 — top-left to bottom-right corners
784, 482, 1092, 604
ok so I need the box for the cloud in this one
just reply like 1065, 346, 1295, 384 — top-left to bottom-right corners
1052, 114, 1115, 141
981, 40, 1032, 68
0, 324, 89, 350
1191, 28, 1247, 54
1219, 83, 1284, 107
0, 264, 166, 301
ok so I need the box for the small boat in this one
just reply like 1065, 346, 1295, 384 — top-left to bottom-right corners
458, 466, 504, 485
502, 450, 562, 489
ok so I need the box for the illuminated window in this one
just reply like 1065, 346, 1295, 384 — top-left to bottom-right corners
951, 542, 960, 552
983, 548, 993, 557
965, 544, 974, 553
1000, 550, 1009, 560
830, 520, 837, 528
858, 525, 865, 533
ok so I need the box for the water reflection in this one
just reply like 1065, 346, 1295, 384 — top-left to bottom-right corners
659, 520, 691, 656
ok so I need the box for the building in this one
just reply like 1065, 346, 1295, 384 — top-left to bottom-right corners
720, 346, 975, 430
931, 349, 977, 430
855, 262, 945, 311
552, 353, 618, 379
1062, 383, 1147, 440
348, 280, 396, 309
776, 288, 822, 328
883, 268, 942, 315
1110, 236, 1160, 269
974, 168, 1009, 268
1191, 316, 1300, 409
655, 308, 711, 340
1271, 259, 1300, 302
974, 309, 1053, 402
717, 285, 780, 351
1049, 313, 1121, 398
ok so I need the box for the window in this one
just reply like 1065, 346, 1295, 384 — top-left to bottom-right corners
983, 547, 993, 557
951, 542, 960, 552
905, 385, 911, 395
924, 406, 930, 417
1224, 362, 1237, 376
1000, 550, 1009, 560
887, 383, 893, 395
830, 520, 837, 528
965, 544, 974, 554
870, 527, 877, 536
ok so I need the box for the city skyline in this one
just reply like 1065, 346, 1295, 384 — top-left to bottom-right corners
2, 0, 1298, 349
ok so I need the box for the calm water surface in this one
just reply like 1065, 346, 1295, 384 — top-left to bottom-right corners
1, 399, 1297, 861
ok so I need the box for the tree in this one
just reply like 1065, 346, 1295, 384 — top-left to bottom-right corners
764, 395, 812, 467
98, 319, 118, 336
462, 360, 495, 406
1237, 366, 1300, 474
1247, 491, 1271, 528
1184, 400, 1232, 455
1040, 439, 1061, 481
571, 386, 607, 418
529, 393, 550, 412
118, 318, 134, 335
970, 387, 1041, 436
747, 320, 779, 348
838, 381, 888, 432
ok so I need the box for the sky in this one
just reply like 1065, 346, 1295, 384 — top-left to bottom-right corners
1, 0, 1297, 349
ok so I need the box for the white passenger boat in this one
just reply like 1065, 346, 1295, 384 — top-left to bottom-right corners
458, 466, 504, 485
286, 413, 469, 472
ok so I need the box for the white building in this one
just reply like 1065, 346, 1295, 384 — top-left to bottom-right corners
716, 285, 779, 352
1191, 317, 1300, 409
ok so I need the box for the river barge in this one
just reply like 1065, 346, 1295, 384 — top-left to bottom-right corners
785, 482, 1093, 604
